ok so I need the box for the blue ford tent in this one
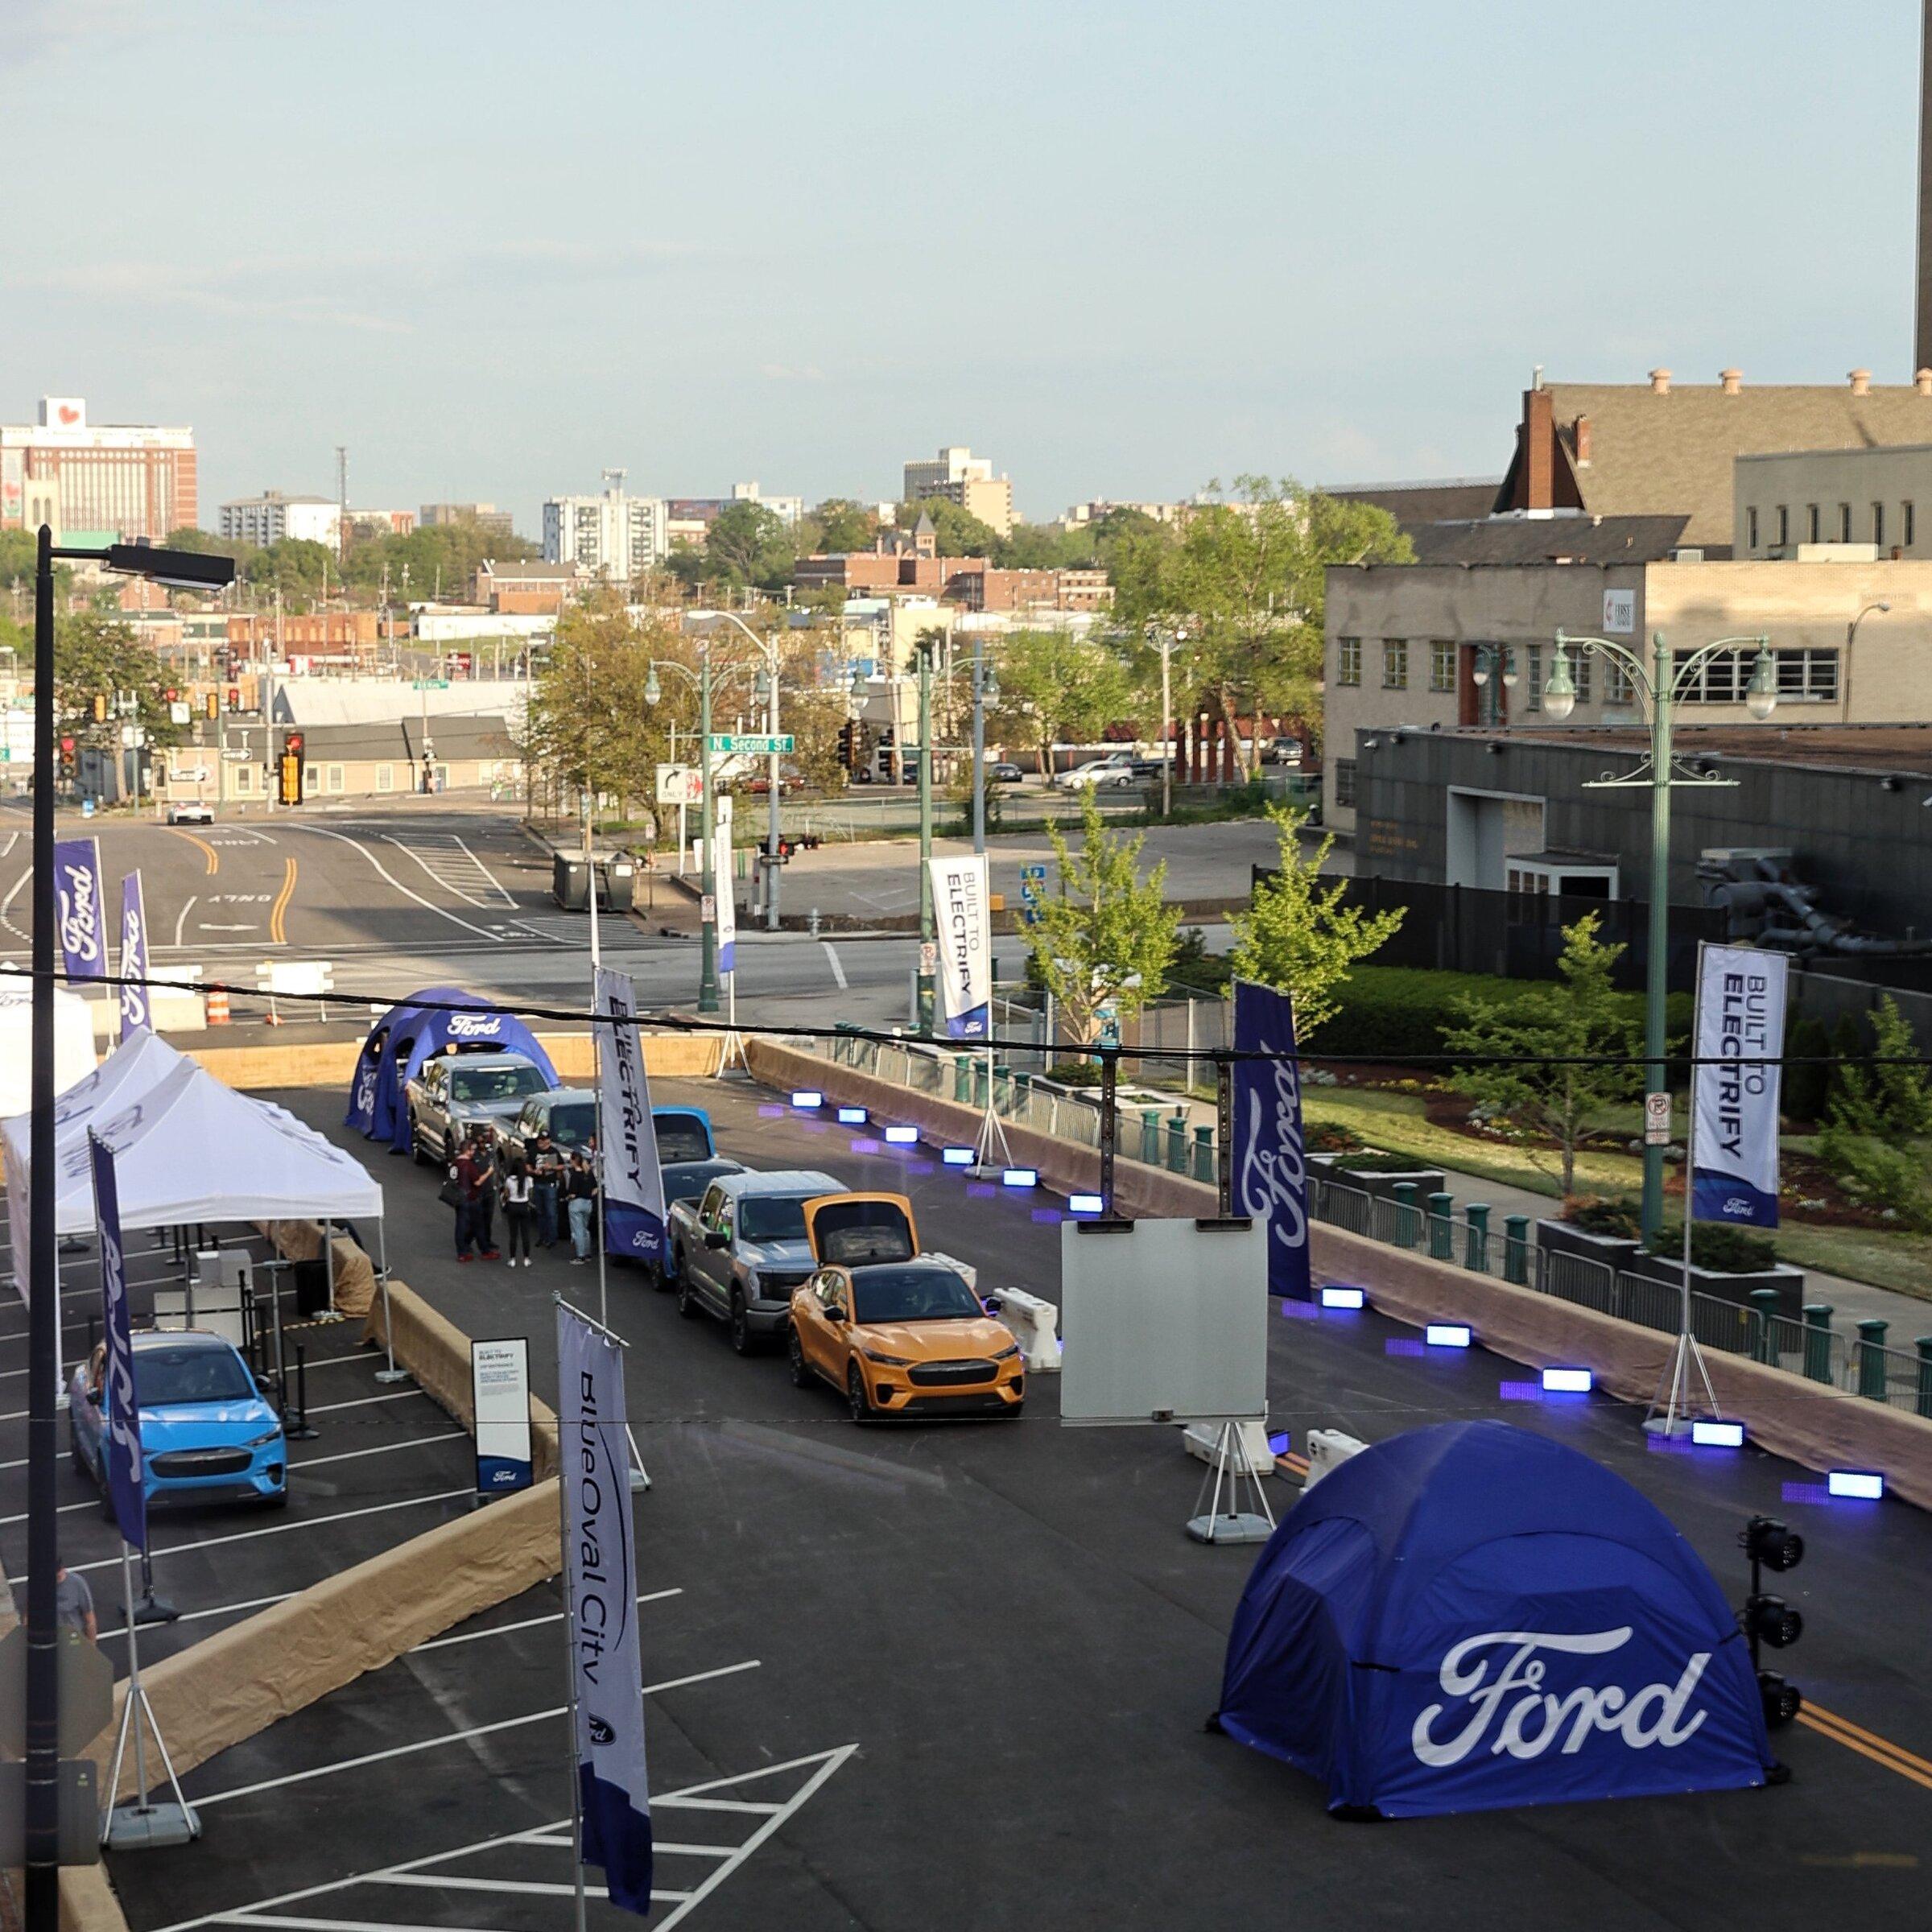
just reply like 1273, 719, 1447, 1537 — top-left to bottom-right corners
1216, 1422, 1773, 1818
347, 989, 559, 1153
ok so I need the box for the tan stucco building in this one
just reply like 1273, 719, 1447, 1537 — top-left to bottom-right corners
1735, 444, 1932, 557
1323, 555, 1932, 834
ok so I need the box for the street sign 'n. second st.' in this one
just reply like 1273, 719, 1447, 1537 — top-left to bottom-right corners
706, 733, 794, 755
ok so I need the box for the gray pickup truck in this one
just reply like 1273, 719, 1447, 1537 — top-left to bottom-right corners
407, 1051, 552, 1165
667, 1169, 842, 1355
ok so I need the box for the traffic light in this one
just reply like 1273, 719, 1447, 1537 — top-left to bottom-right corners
92, 693, 108, 723
205, 691, 219, 720
836, 721, 857, 772
1740, 1516, 1806, 1728
227, 685, 241, 712
279, 729, 306, 806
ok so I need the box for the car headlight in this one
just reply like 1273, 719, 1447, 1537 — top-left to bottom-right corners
741, 1269, 760, 1294
244, 1426, 283, 1448
993, 1344, 1021, 1360
861, 1349, 911, 1366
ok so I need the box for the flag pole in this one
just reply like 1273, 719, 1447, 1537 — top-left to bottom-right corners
551, 1372, 590, 1932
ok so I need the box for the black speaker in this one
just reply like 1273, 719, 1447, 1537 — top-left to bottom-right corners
293, 1257, 332, 1316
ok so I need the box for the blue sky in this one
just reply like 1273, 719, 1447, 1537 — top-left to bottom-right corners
6, 0, 1921, 530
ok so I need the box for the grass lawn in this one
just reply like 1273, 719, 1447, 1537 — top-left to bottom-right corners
1300, 1088, 1932, 1301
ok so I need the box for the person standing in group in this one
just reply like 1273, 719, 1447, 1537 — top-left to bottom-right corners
566, 1150, 597, 1265
531, 1129, 562, 1249
471, 1127, 502, 1261
501, 1154, 535, 1267
450, 1133, 486, 1261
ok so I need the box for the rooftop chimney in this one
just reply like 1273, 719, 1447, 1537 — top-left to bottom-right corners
1850, 368, 1873, 395
1573, 415, 1592, 464
1648, 368, 1671, 395
1719, 368, 1743, 394
1917, 368, 1932, 395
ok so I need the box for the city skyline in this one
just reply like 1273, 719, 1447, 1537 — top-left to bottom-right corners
5, 0, 1922, 530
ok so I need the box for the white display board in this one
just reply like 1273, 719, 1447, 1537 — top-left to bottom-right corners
1059, 1216, 1269, 1425
471, 1337, 534, 1496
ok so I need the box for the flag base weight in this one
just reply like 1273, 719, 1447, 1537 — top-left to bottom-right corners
103, 1801, 199, 1851
1184, 1420, 1277, 1546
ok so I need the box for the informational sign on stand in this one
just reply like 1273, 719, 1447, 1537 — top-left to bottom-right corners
471, 1338, 534, 1496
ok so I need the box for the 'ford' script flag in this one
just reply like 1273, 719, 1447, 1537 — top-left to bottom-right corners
557, 1302, 654, 1913
1232, 978, 1311, 1301
1691, 943, 1789, 1229
927, 853, 992, 1039
594, 967, 667, 1265
89, 1133, 147, 1551
119, 870, 151, 1042
53, 837, 109, 981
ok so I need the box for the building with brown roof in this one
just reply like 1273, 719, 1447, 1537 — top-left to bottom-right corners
1496, 368, 1932, 548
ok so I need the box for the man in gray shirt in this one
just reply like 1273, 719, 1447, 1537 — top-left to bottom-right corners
55, 1565, 96, 1643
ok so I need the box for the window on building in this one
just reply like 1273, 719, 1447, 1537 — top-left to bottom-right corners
1674, 646, 1835, 704
1839, 502, 1853, 543
1430, 640, 1455, 692
1568, 650, 1592, 704
376, 764, 394, 793
1604, 655, 1634, 705
1775, 505, 1790, 548
1807, 503, 1821, 543
1525, 643, 1543, 712
1774, 648, 1840, 702
1873, 502, 1886, 548
326, 765, 345, 794
1381, 638, 1408, 690
1334, 758, 1357, 807
1746, 506, 1760, 551
1907, 502, 1918, 549
1335, 636, 1362, 687
303, 764, 318, 792
233, 764, 254, 794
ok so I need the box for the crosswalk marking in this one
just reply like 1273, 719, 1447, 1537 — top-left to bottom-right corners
382, 834, 518, 910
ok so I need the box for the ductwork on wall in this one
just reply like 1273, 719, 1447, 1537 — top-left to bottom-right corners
1699, 848, 1932, 956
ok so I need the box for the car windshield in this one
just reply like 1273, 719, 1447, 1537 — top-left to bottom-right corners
452, 1064, 547, 1104
135, 1343, 256, 1406
851, 1267, 982, 1324
738, 1194, 812, 1243
548, 1101, 595, 1146
664, 1160, 736, 1205
654, 1113, 711, 1162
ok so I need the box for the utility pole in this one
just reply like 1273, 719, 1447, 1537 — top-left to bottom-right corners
336, 445, 349, 564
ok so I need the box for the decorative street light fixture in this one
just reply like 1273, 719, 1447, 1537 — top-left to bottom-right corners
1548, 627, 1776, 1244
26, 531, 236, 1929
1468, 644, 1518, 727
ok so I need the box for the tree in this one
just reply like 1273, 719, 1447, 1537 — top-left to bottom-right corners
999, 521, 1095, 570
1112, 477, 1411, 774
52, 613, 183, 752
705, 502, 795, 591
1442, 914, 1641, 1196
1816, 995, 1932, 1227
1228, 804, 1406, 1037
811, 499, 877, 553
1023, 788, 1183, 1046
989, 628, 1137, 774
894, 498, 1001, 559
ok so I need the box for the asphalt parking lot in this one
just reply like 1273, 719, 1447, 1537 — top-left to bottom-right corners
19, 1071, 1932, 1931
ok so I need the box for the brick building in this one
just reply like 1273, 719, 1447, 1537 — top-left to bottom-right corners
0, 396, 196, 539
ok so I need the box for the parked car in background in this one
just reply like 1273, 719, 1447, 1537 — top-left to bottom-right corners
745, 766, 805, 796
70, 1330, 287, 1511
653, 1156, 748, 1286
165, 800, 214, 825
1055, 753, 1139, 791
988, 760, 1025, 784
667, 1168, 842, 1353
1263, 737, 1304, 766
408, 1051, 552, 1164
503, 1087, 597, 1162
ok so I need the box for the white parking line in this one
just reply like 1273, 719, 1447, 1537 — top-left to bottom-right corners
292, 1433, 465, 1471
823, 941, 847, 989
97, 1590, 298, 1642
189, 1658, 762, 1807
411, 1587, 682, 1653
305, 1391, 423, 1416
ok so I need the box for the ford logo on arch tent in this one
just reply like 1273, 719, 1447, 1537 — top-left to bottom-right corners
1213, 1421, 1775, 1817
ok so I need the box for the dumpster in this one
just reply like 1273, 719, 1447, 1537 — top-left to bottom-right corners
553, 852, 590, 910
605, 857, 637, 911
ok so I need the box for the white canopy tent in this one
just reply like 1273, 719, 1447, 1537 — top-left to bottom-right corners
0, 982, 98, 1118
3, 1041, 384, 1298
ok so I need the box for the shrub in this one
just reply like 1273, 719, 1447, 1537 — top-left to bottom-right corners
1826, 1012, 1866, 1117
1561, 1194, 1640, 1239
1814, 1127, 1932, 1231
1332, 1150, 1440, 1176
1649, 1222, 1778, 1274
1781, 1014, 1832, 1126
1305, 1120, 1364, 1154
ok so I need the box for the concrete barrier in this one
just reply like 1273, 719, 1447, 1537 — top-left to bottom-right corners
1303, 1428, 1368, 1492
747, 1037, 1932, 1511
192, 1027, 721, 1092
985, 1284, 1063, 1373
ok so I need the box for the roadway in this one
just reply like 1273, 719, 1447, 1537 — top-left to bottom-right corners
89, 1071, 1932, 1932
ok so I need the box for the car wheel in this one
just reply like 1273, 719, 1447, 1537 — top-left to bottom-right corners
97, 1480, 117, 1522
1113, 773, 1134, 788
68, 1422, 85, 1476
729, 1293, 753, 1356
411, 1122, 429, 1166
786, 1324, 811, 1389
675, 1267, 700, 1319
846, 1363, 875, 1425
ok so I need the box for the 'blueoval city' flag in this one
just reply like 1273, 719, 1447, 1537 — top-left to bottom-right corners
1232, 978, 1311, 1301
53, 837, 109, 981
89, 1133, 147, 1550
594, 967, 667, 1265
927, 853, 992, 1039
1690, 943, 1789, 1229
119, 870, 151, 1042
557, 1302, 653, 1914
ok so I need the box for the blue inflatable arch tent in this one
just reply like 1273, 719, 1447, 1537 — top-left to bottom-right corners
1215, 1421, 1774, 1818
346, 989, 559, 1153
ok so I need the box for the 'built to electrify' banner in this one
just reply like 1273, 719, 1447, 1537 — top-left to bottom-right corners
594, 966, 667, 1265
1690, 943, 1789, 1229
558, 1301, 654, 1913
927, 853, 992, 1039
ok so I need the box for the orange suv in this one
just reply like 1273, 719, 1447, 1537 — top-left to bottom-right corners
786, 1194, 1022, 1422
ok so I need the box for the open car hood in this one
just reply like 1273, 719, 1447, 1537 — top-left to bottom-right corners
803, 1192, 920, 1266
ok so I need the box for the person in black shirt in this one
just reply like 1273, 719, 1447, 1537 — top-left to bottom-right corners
531, 1131, 562, 1249
566, 1151, 597, 1265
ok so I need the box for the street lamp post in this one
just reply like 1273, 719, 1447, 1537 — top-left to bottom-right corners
690, 610, 785, 931
1467, 643, 1519, 727
27, 532, 235, 1930
645, 649, 720, 1014
970, 637, 999, 856
1549, 628, 1777, 1245
1839, 599, 1891, 725
1150, 625, 1187, 819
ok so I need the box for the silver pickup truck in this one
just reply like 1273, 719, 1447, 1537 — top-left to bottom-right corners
667, 1169, 843, 1355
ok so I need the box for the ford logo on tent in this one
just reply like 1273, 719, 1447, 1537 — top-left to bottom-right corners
1212, 1421, 1776, 1817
